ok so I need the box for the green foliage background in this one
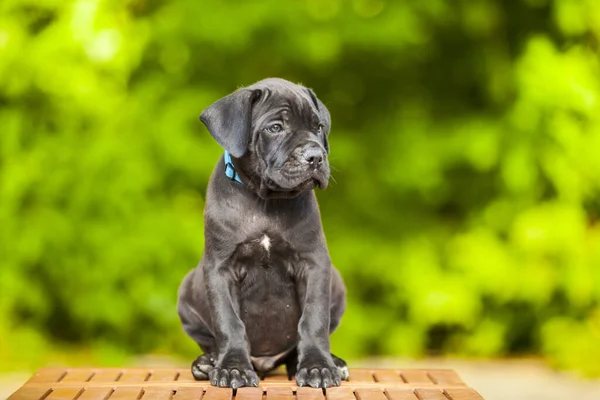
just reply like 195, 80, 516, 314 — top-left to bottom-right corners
1, 0, 600, 375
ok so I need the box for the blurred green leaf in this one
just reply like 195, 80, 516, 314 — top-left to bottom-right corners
1, 0, 600, 376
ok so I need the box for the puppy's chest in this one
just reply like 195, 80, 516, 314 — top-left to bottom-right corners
233, 231, 298, 270
232, 211, 299, 263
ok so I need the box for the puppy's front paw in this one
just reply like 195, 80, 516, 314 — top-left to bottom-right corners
208, 361, 259, 388
204, 349, 259, 388
296, 356, 341, 388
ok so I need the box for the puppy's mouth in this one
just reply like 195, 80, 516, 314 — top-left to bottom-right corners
259, 171, 329, 199
271, 177, 320, 191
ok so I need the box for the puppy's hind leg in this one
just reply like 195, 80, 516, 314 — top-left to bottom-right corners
284, 349, 298, 380
181, 316, 218, 381
178, 270, 218, 381
331, 353, 349, 381
191, 353, 216, 380
180, 314, 218, 381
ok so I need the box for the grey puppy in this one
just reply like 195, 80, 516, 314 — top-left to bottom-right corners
177, 78, 347, 389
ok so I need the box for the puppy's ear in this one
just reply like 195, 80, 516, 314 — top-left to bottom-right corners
200, 88, 262, 158
306, 88, 331, 153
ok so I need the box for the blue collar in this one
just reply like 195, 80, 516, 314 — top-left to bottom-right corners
224, 151, 243, 184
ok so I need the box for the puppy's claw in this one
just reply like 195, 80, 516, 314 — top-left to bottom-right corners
208, 369, 219, 386
309, 368, 321, 388
218, 369, 230, 387
296, 368, 309, 387
321, 368, 333, 389
229, 369, 242, 389
248, 370, 259, 387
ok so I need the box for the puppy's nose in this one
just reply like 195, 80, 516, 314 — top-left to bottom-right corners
303, 147, 324, 166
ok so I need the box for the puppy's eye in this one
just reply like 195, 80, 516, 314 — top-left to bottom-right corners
267, 124, 283, 133
318, 123, 325, 131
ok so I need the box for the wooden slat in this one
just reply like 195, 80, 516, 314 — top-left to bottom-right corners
175, 370, 197, 383
355, 389, 386, 400
263, 374, 290, 382
235, 387, 263, 400
202, 387, 232, 400
78, 388, 115, 400
28, 369, 67, 383
426, 370, 464, 386
8, 386, 52, 400
372, 370, 402, 383
61, 369, 95, 383
444, 388, 484, 400
414, 389, 447, 400
325, 387, 355, 400
45, 387, 84, 400
399, 371, 431, 384
265, 387, 294, 400
347, 369, 373, 382
118, 370, 150, 383
89, 369, 122, 383
109, 387, 144, 400
10, 367, 485, 399
172, 387, 205, 400
141, 387, 174, 400
11, 381, 464, 390
384, 388, 419, 400
148, 370, 179, 382
297, 387, 325, 400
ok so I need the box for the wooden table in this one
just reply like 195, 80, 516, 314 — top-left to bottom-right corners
9, 367, 484, 399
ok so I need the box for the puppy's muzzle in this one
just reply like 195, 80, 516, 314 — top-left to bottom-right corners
302, 146, 324, 168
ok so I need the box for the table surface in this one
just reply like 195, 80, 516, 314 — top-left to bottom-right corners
8, 367, 485, 400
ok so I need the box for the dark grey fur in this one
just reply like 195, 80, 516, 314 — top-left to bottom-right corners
177, 78, 347, 389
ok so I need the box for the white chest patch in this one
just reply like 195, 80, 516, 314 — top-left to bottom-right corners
259, 234, 271, 252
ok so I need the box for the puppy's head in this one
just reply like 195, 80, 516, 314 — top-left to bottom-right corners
200, 78, 331, 199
